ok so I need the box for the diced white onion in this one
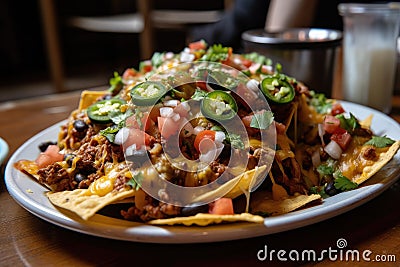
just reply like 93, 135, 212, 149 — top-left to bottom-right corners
318, 123, 325, 146
125, 144, 137, 156
165, 52, 174, 59
180, 101, 191, 111
311, 149, 321, 167
324, 140, 342, 160
172, 113, 181, 122
160, 107, 174, 118
199, 142, 224, 163
163, 99, 179, 107
180, 52, 195, 63
246, 79, 260, 92
249, 63, 261, 74
214, 131, 226, 143
194, 126, 205, 135
114, 127, 129, 145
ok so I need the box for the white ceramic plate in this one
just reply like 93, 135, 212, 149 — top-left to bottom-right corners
0, 137, 9, 166
4, 101, 400, 243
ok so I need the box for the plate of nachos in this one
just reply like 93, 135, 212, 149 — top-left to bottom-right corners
5, 41, 400, 243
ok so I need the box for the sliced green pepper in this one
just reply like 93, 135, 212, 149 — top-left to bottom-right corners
200, 90, 238, 121
207, 70, 239, 91
130, 81, 167, 106
87, 98, 126, 124
260, 75, 295, 104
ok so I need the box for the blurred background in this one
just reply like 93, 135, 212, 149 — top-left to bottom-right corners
0, 0, 399, 102
0, 0, 227, 102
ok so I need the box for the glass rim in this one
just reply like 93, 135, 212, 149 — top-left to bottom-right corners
338, 2, 400, 15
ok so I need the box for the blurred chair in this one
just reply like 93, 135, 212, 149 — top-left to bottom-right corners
39, 0, 233, 93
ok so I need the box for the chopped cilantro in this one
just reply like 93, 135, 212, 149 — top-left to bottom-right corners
151, 52, 164, 68
250, 111, 274, 130
100, 126, 119, 143
109, 109, 133, 128
108, 72, 123, 95
309, 91, 333, 114
243, 52, 272, 66
191, 88, 208, 100
336, 113, 360, 132
126, 172, 143, 190
99, 108, 133, 142
309, 186, 329, 198
364, 135, 395, 148
316, 164, 334, 176
226, 133, 245, 150
200, 44, 230, 62
333, 171, 358, 191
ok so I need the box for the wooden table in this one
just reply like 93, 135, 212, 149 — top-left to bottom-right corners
1, 90, 400, 266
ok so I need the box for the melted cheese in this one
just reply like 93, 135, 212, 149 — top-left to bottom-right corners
339, 137, 389, 181
86, 162, 129, 196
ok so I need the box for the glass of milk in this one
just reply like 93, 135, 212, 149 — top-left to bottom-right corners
338, 3, 400, 114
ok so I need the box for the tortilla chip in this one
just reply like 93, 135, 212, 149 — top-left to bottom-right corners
14, 160, 57, 191
354, 140, 400, 184
148, 212, 264, 226
360, 114, 373, 129
192, 165, 268, 203
47, 188, 135, 220
78, 90, 109, 110
250, 192, 322, 216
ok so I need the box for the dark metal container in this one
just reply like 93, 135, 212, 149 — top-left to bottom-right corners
242, 28, 342, 97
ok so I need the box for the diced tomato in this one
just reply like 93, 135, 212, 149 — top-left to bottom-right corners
157, 116, 179, 139
173, 103, 189, 118
323, 115, 341, 134
125, 128, 155, 149
331, 130, 352, 150
35, 145, 63, 168
220, 47, 233, 65
122, 68, 137, 80
208, 198, 234, 215
194, 130, 216, 152
126, 112, 154, 131
196, 81, 208, 91
240, 57, 253, 68
189, 40, 207, 51
331, 102, 345, 116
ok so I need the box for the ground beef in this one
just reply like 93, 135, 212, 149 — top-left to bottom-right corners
37, 163, 74, 191
362, 146, 377, 160
121, 201, 181, 222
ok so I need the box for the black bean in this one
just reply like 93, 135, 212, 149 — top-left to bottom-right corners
64, 153, 75, 166
73, 119, 88, 132
74, 173, 87, 183
38, 141, 57, 152
181, 204, 209, 216
324, 181, 339, 196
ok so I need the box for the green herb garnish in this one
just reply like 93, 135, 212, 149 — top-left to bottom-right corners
226, 133, 245, 150
250, 111, 274, 130
336, 113, 360, 132
108, 71, 123, 95
126, 172, 144, 190
333, 171, 358, 191
364, 135, 395, 148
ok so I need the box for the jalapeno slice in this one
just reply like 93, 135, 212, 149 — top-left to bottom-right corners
200, 90, 238, 121
130, 81, 167, 106
86, 98, 126, 124
260, 75, 295, 104
207, 70, 239, 91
